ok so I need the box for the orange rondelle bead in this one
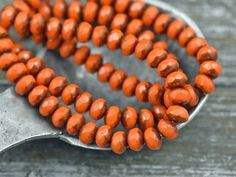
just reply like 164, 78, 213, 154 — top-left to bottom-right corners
142, 6, 160, 26
38, 3, 51, 22
48, 76, 68, 96
52, 0, 67, 19
92, 26, 109, 47
52, 106, 71, 128
128, 1, 145, 19
62, 18, 77, 40
36, 68, 55, 86
114, 0, 129, 13
39, 96, 59, 117
148, 83, 163, 105
178, 27, 196, 47
197, 46, 218, 64
111, 131, 127, 155
0, 52, 19, 71
186, 37, 207, 56
76, 22, 93, 42
61, 84, 80, 105
135, 81, 152, 102
109, 70, 127, 91
167, 19, 186, 40
26, 57, 45, 75
166, 105, 189, 123
138, 109, 155, 131
135, 39, 153, 60
30, 13, 46, 35
18, 50, 32, 63
68, 0, 81, 21
66, 114, 85, 136
144, 128, 162, 151
28, 85, 48, 106
59, 39, 76, 58
83, 1, 99, 23
194, 74, 215, 94
120, 34, 138, 56
6, 63, 28, 82
107, 29, 124, 50
46, 36, 62, 50
74, 92, 93, 113
97, 63, 116, 83
46, 17, 61, 39
73, 46, 90, 65
157, 58, 179, 78
153, 41, 169, 50
79, 122, 97, 144
158, 119, 178, 140
184, 84, 199, 107
152, 104, 168, 121
163, 89, 174, 108
154, 14, 172, 34
146, 48, 168, 68
165, 71, 188, 89
85, 54, 103, 73
95, 125, 112, 148
97, 5, 114, 25
127, 128, 144, 152
0, 38, 14, 54
14, 11, 30, 38
168, 88, 191, 105
111, 13, 128, 31
89, 98, 107, 120
12, 0, 32, 15
0, 5, 17, 29
104, 106, 122, 128
199, 61, 222, 79
138, 30, 155, 42
15, 75, 36, 96
126, 19, 143, 36
122, 75, 139, 97
122, 106, 138, 129
26, 0, 41, 10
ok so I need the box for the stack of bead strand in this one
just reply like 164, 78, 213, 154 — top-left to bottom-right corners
0, 0, 222, 154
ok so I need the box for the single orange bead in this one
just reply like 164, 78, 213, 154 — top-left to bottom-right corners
92, 25, 109, 47
127, 128, 144, 152
0, 5, 17, 29
76, 22, 93, 42
38, 3, 51, 22
128, 1, 145, 19
134, 39, 153, 60
49, 76, 68, 96
68, 0, 81, 22
122, 106, 138, 129
53, 0, 67, 19
95, 125, 112, 148
152, 104, 168, 121
197, 46, 218, 64
28, 85, 48, 106
52, 106, 71, 128
163, 89, 174, 108
26, 0, 41, 10
144, 127, 162, 151
26, 57, 45, 75
104, 106, 122, 128
107, 29, 124, 50
46, 35, 62, 50
0, 38, 14, 54
138, 109, 155, 131
184, 84, 199, 107
146, 48, 168, 68
111, 13, 128, 31
0, 52, 19, 71
158, 119, 178, 140
73, 46, 90, 65
85, 54, 103, 73
36, 68, 55, 86
194, 74, 215, 94
46, 17, 61, 39
30, 13, 46, 35
97, 5, 114, 25
154, 14, 172, 34
39, 96, 59, 117
62, 18, 77, 40
142, 6, 160, 26
59, 39, 76, 58
148, 83, 163, 105
61, 84, 80, 105
120, 34, 138, 56
66, 114, 85, 136
79, 122, 97, 145
109, 70, 127, 91
165, 71, 188, 89
199, 61, 222, 79
122, 75, 139, 97
97, 63, 116, 83
138, 30, 155, 42
111, 131, 127, 154
178, 27, 196, 47
15, 75, 36, 96
89, 98, 107, 120
13, 0, 32, 14
166, 105, 189, 123
167, 19, 186, 40
153, 41, 169, 50
74, 92, 93, 113
83, 1, 99, 23
6, 63, 28, 82
157, 59, 179, 78
186, 37, 207, 56
14, 11, 31, 38
168, 88, 191, 105
114, 0, 129, 13
135, 81, 152, 102
126, 19, 143, 36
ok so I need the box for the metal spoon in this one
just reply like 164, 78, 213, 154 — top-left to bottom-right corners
0, 0, 207, 153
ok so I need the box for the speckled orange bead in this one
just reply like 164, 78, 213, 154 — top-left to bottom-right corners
128, 1, 145, 19
61, 84, 80, 105
138, 30, 155, 42
152, 104, 168, 121
39, 96, 59, 117
197, 46, 218, 64
15, 75, 36, 96
158, 119, 178, 140
165, 71, 188, 89
38, 3, 51, 22
30, 13, 45, 35
199, 60, 222, 79
85, 54, 103, 73
0, 5, 17, 29
114, 0, 129, 13
46, 17, 61, 39
135, 81, 152, 102
83, 1, 99, 23
14, 11, 30, 38
104, 106, 122, 128
122, 106, 138, 129
167, 19, 186, 40
79, 122, 97, 144
154, 14, 172, 34
89, 98, 107, 120
120, 34, 138, 56
127, 128, 144, 152
76, 22, 93, 42
146, 48, 168, 68
148, 83, 163, 105
52, 0, 67, 19
48, 76, 68, 96
36, 68, 55, 86
28, 85, 48, 106
62, 18, 77, 40
68, 0, 81, 21
144, 127, 162, 151
73, 46, 90, 65
92, 26, 109, 47
178, 27, 196, 47
157, 59, 179, 78
107, 29, 124, 50
6, 63, 28, 82
59, 39, 76, 58
75, 92, 93, 113
169, 88, 191, 105
142, 6, 160, 26
111, 131, 127, 154
46, 35, 62, 50
95, 125, 112, 148
0, 52, 19, 71
153, 41, 169, 50
97, 63, 116, 83
135, 39, 153, 60
111, 13, 128, 31
109, 70, 127, 91
26, 57, 45, 75
186, 37, 207, 56
194, 74, 215, 94
66, 114, 85, 136
0, 38, 14, 54
138, 109, 155, 131
122, 75, 139, 97
166, 105, 189, 123
98, 5, 114, 25
52, 106, 71, 128
184, 84, 199, 107
126, 19, 143, 36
